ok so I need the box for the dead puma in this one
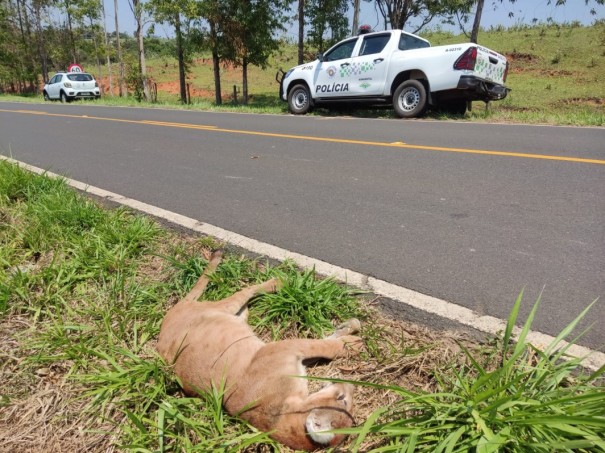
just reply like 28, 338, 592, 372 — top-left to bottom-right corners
157, 251, 363, 451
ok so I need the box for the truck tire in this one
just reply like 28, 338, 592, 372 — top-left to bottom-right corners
288, 84, 312, 114
393, 80, 427, 118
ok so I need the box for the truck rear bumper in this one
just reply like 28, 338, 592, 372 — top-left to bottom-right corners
456, 75, 509, 101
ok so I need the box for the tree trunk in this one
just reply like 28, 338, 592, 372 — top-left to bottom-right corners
102, 0, 113, 95
242, 58, 248, 104
17, 0, 37, 92
471, 0, 484, 43
91, 17, 102, 80
175, 15, 187, 104
114, 0, 125, 96
209, 19, 222, 105
133, 0, 150, 101
65, 2, 78, 63
352, 0, 360, 34
297, 0, 304, 64
34, 0, 49, 83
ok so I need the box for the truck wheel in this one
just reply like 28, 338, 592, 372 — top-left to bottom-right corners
288, 84, 312, 114
393, 80, 427, 118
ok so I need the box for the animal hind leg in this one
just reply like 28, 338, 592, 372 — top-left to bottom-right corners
242, 338, 361, 412
183, 250, 223, 302
209, 278, 282, 316
328, 318, 361, 338
252, 336, 361, 372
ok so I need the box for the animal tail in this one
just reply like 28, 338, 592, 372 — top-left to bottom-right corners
185, 250, 223, 302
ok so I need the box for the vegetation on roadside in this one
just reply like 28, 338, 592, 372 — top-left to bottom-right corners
1, 21, 604, 126
346, 293, 605, 452
1, 159, 603, 452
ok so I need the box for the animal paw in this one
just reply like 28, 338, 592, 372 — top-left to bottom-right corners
262, 277, 283, 293
333, 318, 361, 336
340, 335, 364, 355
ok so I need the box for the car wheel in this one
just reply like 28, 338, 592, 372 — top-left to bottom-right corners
60, 91, 69, 103
43, 91, 51, 101
288, 84, 312, 114
393, 80, 427, 119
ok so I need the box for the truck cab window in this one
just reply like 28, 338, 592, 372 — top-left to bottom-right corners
399, 34, 430, 51
324, 39, 357, 61
359, 34, 391, 56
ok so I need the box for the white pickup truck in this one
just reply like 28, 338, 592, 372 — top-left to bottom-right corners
278, 29, 509, 118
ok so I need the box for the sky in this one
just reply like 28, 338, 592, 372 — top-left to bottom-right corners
104, 0, 605, 39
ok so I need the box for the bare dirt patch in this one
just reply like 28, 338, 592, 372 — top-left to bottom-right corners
557, 96, 604, 107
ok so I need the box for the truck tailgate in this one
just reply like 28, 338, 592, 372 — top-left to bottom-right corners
474, 46, 508, 85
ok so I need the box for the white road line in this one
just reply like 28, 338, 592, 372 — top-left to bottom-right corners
3, 155, 604, 371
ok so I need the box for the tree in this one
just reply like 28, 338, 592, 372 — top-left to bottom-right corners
197, 0, 223, 105
352, 0, 360, 34
221, 0, 286, 104
470, 0, 483, 43
146, 0, 197, 104
129, 0, 150, 100
114, 0, 125, 95
33, 0, 50, 83
101, 0, 113, 95
297, 0, 304, 64
306, 0, 349, 52
368, 0, 469, 32
14, 0, 38, 91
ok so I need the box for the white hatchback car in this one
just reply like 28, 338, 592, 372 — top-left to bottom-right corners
43, 72, 101, 102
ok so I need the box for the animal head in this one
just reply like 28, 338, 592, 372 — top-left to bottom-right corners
304, 383, 355, 448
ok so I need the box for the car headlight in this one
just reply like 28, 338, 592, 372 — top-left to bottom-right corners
284, 69, 294, 79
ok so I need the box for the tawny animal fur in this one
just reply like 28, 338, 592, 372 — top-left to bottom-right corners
157, 251, 363, 451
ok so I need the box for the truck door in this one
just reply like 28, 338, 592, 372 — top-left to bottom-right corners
313, 38, 359, 98
352, 33, 392, 96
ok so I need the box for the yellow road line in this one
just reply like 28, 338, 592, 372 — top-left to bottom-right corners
4, 108, 605, 165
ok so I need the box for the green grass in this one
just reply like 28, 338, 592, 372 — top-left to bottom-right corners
0, 159, 361, 451
1, 159, 603, 452
344, 292, 605, 452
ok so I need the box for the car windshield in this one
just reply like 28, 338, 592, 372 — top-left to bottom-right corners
67, 74, 93, 82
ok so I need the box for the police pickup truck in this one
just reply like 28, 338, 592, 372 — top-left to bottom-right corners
278, 29, 509, 118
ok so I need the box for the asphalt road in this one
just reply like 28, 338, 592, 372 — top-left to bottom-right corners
1, 101, 603, 349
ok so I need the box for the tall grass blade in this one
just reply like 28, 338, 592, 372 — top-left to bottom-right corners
502, 289, 524, 363
543, 298, 598, 357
